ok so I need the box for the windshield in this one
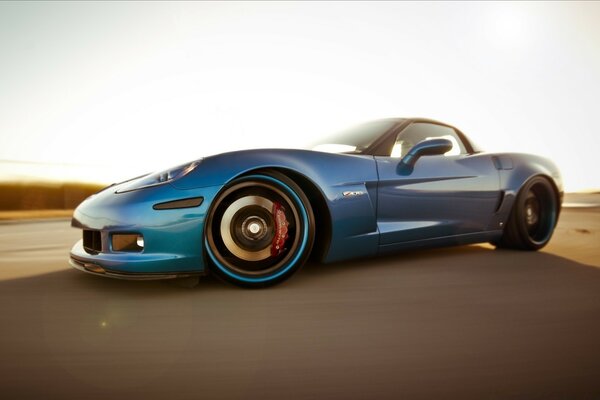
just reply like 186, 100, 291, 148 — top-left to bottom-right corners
310, 119, 399, 154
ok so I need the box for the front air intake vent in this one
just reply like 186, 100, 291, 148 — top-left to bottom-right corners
112, 233, 144, 252
83, 230, 102, 254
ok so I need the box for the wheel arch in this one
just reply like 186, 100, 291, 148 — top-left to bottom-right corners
497, 172, 561, 250
511, 172, 562, 218
203, 169, 319, 287
496, 153, 564, 223
235, 167, 332, 263
236, 167, 332, 261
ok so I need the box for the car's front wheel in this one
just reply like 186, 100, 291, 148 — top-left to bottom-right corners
205, 171, 315, 288
497, 176, 559, 250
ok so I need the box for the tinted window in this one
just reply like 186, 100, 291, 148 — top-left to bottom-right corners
390, 123, 467, 157
311, 119, 398, 154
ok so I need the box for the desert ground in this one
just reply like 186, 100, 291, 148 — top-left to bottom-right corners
0, 194, 599, 399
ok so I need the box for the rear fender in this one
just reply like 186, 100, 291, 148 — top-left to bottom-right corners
491, 153, 563, 228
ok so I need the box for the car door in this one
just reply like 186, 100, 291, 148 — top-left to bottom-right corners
375, 122, 500, 245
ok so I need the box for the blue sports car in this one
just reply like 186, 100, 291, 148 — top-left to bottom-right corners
70, 118, 563, 287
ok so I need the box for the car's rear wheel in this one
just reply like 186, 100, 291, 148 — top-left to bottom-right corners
205, 171, 315, 288
497, 176, 558, 250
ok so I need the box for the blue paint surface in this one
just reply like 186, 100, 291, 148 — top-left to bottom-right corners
71, 143, 563, 277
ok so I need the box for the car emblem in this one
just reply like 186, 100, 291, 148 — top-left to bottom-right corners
343, 190, 365, 198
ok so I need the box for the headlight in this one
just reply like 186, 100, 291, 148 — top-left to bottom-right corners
115, 160, 201, 193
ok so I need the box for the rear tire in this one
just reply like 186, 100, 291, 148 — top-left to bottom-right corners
497, 176, 558, 250
205, 171, 315, 288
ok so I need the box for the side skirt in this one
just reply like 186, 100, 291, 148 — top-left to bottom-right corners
378, 230, 503, 254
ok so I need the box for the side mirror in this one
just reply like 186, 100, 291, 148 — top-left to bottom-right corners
397, 138, 453, 175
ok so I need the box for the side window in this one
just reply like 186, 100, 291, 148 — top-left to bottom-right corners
390, 123, 467, 157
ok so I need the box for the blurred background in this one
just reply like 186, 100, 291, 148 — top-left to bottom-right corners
2, 5, 600, 398
1, 1, 599, 213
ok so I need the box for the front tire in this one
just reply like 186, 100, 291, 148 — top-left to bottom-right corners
498, 176, 559, 250
205, 171, 315, 288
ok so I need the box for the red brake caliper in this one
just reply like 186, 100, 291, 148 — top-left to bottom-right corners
271, 202, 289, 257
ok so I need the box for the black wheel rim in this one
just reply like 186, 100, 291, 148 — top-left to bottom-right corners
220, 195, 276, 262
207, 181, 302, 276
522, 182, 556, 245
524, 191, 541, 235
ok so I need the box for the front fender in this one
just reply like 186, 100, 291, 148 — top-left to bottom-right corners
173, 149, 381, 262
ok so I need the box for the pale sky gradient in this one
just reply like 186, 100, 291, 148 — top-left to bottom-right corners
1, 1, 599, 191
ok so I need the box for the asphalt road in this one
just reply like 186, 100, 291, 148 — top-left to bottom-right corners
1, 206, 600, 399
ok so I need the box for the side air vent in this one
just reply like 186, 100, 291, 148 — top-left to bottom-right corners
83, 230, 102, 254
153, 197, 204, 210
494, 191, 505, 213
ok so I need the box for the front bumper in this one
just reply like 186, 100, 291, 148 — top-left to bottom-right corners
69, 181, 223, 279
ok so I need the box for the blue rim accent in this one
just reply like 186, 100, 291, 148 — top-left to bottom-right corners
205, 175, 310, 283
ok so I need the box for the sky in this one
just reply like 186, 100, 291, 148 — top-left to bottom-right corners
0, 1, 599, 191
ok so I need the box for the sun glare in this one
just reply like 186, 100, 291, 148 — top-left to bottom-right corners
0, 2, 599, 192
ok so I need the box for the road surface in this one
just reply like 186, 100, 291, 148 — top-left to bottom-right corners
1, 202, 600, 399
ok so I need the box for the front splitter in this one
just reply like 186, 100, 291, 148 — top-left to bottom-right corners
69, 256, 203, 281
